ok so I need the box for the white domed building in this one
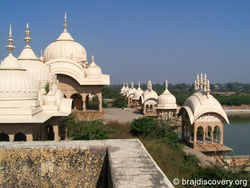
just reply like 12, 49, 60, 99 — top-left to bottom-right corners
140, 81, 158, 116
132, 82, 144, 109
120, 83, 126, 96
127, 82, 136, 106
0, 25, 72, 142
44, 13, 110, 112
156, 80, 177, 120
178, 74, 232, 155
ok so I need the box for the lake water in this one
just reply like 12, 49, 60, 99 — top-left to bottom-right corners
224, 116, 250, 155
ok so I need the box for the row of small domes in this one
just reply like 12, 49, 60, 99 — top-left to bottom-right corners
121, 80, 177, 108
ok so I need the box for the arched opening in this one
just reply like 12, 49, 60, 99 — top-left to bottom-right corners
146, 104, 149, 113
47, 125, 54, 140
86, 93, 99, 111
150, 105, 153, 113
70, 93, 83, 110
213, 126, 220, 143
197, 126, 203, 144
14, 132, 26, 141
0, 133, 9, 141
207, 126, 212, 143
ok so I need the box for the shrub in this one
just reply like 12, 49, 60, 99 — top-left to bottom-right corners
112, 95, 127, 108
67, 117, 111, 140
130, 117, 158, 136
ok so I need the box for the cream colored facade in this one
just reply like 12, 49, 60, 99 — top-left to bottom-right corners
43, 13, 110, 112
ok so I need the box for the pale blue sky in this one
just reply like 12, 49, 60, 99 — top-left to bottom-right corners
0, 0, 250, 84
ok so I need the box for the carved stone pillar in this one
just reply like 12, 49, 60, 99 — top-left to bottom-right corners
194, 124, 197, 146
211, 127, 214, 144
203, 126, 206, 144
220, 124, 223, 145
53, 125, 60, 141
97, 93, 102, 112
9, 134, 14, 142
26, 134, 33, 141
81, 93, 87, 112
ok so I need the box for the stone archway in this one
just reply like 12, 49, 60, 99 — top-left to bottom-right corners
71, 93, 83, 110
86, 93, 99, 111
0, 133, 9, 141
14, 132, 26, 141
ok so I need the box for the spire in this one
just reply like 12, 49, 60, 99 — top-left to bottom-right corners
91, 55, 95, 63
200, 73, 203, 90
165, 80, 168, 89
203, 73, 207, 92
24, 23, 31, 47
6, 24, 15, 54
131, 81, 134, 88
147, 80, 152, 91
64, 11, 67, 32
138, 81, 141, 89
207, 80, 210, 96
40, 49, 43, 57
196, 74, 200, 90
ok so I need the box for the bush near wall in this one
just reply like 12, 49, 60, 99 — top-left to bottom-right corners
67, 116, 111, 140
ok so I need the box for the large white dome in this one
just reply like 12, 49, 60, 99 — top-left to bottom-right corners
133, 83, 144, 100
0, 54, 38, 99
141, 81, 158, 103
43, 21, 87, 63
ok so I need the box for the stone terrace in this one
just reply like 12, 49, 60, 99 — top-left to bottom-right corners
0, 139, 173, 188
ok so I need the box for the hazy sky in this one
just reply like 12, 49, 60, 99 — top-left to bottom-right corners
0, 0, 250, 84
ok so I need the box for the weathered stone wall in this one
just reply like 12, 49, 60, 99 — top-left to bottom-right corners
0, 147, 106, 188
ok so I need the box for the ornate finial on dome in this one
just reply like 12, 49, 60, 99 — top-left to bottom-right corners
138, 81, 141, 89
147, 80, 152, 91
200, 73, 203, 90
64, 11, 67, 32
40, 49, 43, 57
196, 74, 200, 90
126, 82, 129, 88
207, 80, 210, 96
6, 24, 15, 54
92, 55, 95, 63
203, 73, 207, 92
131, 81, 134, 89
165, 80, 168, 89
24, 23, 31, 47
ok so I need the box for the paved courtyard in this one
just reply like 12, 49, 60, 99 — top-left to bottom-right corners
103, 108, 144, 123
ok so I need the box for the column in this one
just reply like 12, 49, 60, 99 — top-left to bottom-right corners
97, 93, 102, 112
81, 93, 87, 112
26, 134, 33, 141
211, 127, 214, 144
194, 124, 197, 146
203, 126, 206, 145
9, 134, 14, 142
220, 124, 223, 145
189, 125, 192, 142
53, 125, 60, 141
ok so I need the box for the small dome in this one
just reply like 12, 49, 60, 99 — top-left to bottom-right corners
157, 80, 177, 109
18, 24, 50, 85
141, 81, 158, 102
133, 82, 144, 100
120, 83, 126, 94
127, 82, 136, 96
43, 15, 86, 63
86, 56, 102, 78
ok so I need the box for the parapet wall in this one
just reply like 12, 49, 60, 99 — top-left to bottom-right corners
0, 139, 173, 188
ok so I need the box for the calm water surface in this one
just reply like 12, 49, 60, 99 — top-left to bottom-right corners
224, 116, 250, 155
